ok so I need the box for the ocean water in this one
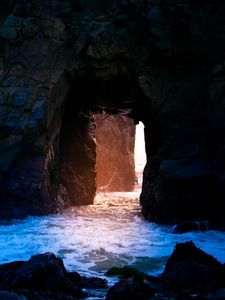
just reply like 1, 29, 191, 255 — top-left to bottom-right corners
0, 191, 225, 281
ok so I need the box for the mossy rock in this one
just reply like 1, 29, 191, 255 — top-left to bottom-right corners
105, 266, 143, 278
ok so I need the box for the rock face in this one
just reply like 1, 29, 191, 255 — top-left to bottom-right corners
0, 0, 225, 224
95, 113, 135, 192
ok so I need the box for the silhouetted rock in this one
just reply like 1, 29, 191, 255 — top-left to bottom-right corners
0, 252, 111, 299
161, 241, 225, 292
0, 253, 83, 297
0, 244, 224, 299
172, 220, 209, 234
106, 275, 157, 300
81, 276, 107, 289
106, 242, 225, 299
105, 266, 141, 278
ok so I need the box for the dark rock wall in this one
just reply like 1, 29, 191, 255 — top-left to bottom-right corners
0, 0, 225, 225
95, 113, 135, 192
59, 98, 96, 206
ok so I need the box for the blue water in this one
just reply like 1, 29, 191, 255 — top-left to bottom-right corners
0, 191, 224, 282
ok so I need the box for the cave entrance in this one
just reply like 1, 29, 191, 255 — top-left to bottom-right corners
134, 121, 146, 189
58, 75, 147, 208
59, 107, 146, 206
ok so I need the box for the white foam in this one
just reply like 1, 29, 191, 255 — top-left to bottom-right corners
0, 191, 225, 279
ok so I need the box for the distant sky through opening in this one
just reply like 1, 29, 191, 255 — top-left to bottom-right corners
134, 122, 146, 186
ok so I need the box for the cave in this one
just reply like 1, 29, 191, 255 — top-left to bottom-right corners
1, 0, 225, 228
57, 75, 142, 207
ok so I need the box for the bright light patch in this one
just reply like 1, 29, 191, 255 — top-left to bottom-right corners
134, 122, 146, 186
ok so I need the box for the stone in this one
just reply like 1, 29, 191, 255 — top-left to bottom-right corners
206, 288, 225, 300
0, 16, 22, 42
106, 242, 225, 299
0, 291, 27, 300
21, 18, 38, 38
0, 253, 82, 297
105, 266, 142, 278
0, 244, 224, 299
0, 145, 20, 171
81, 276, 107, 289
114, 15, 129, 28
42, 18, 65, 41
106, 276, 156, 300
171, 221, 209, 234
161, 241, 225, 292
0, 0, 225, 225
159, 159, 210, 180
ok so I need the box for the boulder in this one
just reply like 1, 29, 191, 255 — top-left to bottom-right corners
106, 242, 225, 299
171, 220, 209, 234
161, 241, 225, 292
106, 275, 156, 300
105, 266, 141, 278
0, 253, 82, 296
81, 276, 107, 289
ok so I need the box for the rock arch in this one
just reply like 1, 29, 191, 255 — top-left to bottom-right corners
0, 0, 225, 227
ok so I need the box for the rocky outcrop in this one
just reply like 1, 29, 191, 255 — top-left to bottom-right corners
0, 252, 107, 299
95, 113, 135, 192
106, 241, 225, 300
0, 242, 224, 300
0, 253, 83, 299
161, 241, 224, 292
0, 0, 225, 224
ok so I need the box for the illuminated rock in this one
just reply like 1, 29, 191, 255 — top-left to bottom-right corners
95, 113, 135, 192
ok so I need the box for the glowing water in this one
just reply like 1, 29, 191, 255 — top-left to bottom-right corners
0, 123, 224, 294
0, 192, 225, 282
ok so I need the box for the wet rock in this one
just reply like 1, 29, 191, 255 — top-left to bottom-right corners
161, 241, 225, 292
105, 266, 142, 278
205, 288, 225, 300
0, 253, 110, 299
81, 276, 107, 289
0, 16, 22, 42
106, 242, 225, 300
0, 253, 82, 296
171, 220, 209, 234
114, 15, 129, 28
0, 291, 27, 300
106, 275, 156, 300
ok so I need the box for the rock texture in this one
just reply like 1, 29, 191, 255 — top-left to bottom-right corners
0, 242, 224, 300
0, 252, 107, 299
0, 0, 225, 224
106, 241, 225, 300
95, 113, 135, 192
